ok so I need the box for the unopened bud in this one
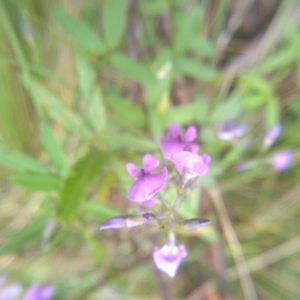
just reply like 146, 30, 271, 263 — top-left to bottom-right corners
181, 218, 211, 231
100, 215, 144, 230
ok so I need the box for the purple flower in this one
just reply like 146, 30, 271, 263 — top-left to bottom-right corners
126, 154, 168, 202
0, 282, 22, 300
153, 244, 187, 278
263, 124, 282, 150
22, 284, 53, 300
159, 124, 199, 160
272, 151, 292, 171
217, 121, 247, 141
170, 151, 210, 178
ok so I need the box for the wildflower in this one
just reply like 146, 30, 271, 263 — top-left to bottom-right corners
181, 218, 211, 231
153, 244, 187, 278
217, 121, 246, 141
126, 154, 168, 202
22, 284, 53, 300
159, 124, 199, 160
170, 151, 210, 180
263, 124, 282, 150
0, 278, 21, 300
272, 151, 292, 171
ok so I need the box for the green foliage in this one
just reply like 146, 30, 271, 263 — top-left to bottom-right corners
57, 151, 106, 220
103, 0, 129, 50
1, 1, 300, 299
52, 8, 105, 54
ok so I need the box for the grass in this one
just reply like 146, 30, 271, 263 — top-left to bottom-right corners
0, 0, 300, 299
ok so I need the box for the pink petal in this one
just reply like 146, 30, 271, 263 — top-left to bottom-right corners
183, 126, 197, 142
141, 198, 156, 208
171, 151, 210, 177
159, 137, 185, 160
126, 162, 140, 179
127, 167, 168, 202
168, 124, 180, 139
142, 154, 160, 173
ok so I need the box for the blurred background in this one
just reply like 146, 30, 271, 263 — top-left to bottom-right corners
0, 0, 300, 299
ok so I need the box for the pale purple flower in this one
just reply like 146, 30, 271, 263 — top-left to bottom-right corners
272, 151, 292, 171
263, 124, 282, 150
153, 244, 187, 278
159, 124, 199, 160
170, 151, 210, 179
217, 121, 247, 141
0, 283, 22, 300
22, 284, 53, 300
126, 154, 168, 202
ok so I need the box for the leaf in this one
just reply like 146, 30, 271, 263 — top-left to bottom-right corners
209, 97, 244, 123
103, 0, 129, 49
87, 87, 106, 133
107, 96, 146, 128
81, 202, 120, 220
0, 142, 48, 173
52, 8, 105, 54
11, 173, 63, 192
40, 122, 67, 174
102, 133, 157, 151
110, 53, 157, 85
175, 57, 218, 82
0, 218, 48, 255
57, 151, 106, 220
165, 99, 209, 125
265, 97, 280, 128
22, 75, 90, 138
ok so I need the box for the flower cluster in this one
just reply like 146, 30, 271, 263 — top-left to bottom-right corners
100, 124, 211, 278
233, 123, 292, 172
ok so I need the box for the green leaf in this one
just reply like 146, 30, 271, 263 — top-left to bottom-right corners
87, 87, 106, 133
175, 57, 218, 82
209, 97, 244, 123
81, 202, 120, 220
165, 99, 209, 125
11, 173, 63, 192
103, 0, 129, 49
173, 5, 203, 54
265, 97, 280, 127
110, 53, 157, 85
52, 8, 105, 54
22, 75, 90, 138
40, 122, 67, 174
102, 133, 156, 151
0, 218, 48, 255
57, 151, 106, 220
0, 142, 48, 173
107, 96, 146, 128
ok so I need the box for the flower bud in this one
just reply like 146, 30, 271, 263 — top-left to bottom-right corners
181, 218, 211, 231
100, 215, 144, 230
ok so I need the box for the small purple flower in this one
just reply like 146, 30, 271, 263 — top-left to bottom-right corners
0, 283, 22, 300
22, 284, 53, 300
153, 244, 187, 278
217, 121, 247, 141
272, 151, 292, 171
263, 124, 282, 150
170, 151, 210, 178
126, 154, 168, 202
159, 124, 199, 160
